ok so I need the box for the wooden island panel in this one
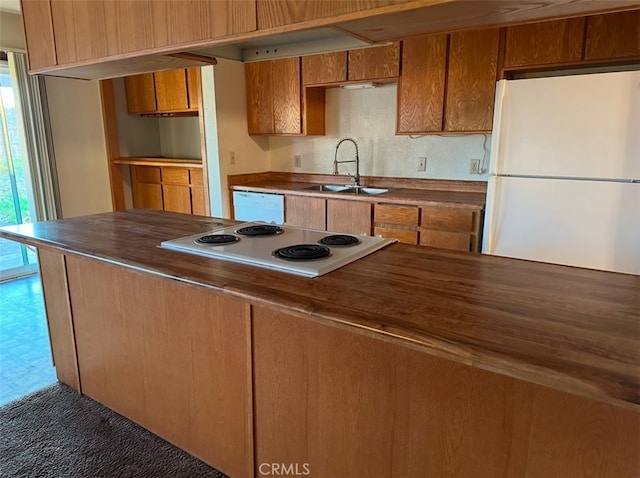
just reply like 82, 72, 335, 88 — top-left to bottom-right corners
65, 255, 253, 478
253, 306, 640, 478
37, 249, 80, 391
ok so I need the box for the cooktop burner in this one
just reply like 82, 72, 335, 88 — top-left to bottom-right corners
274, 244, 331, 261
160, 221, 397, 277
236, 224, 284, 236
195, 234, 239, 245
319, 234, 361, 246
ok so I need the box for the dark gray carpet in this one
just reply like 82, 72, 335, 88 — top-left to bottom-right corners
0, 383, 228, 478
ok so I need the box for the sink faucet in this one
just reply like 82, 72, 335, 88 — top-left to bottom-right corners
333, 138, 360, 186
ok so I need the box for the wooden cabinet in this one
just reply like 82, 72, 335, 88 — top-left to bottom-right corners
397, 29, 499, 134
66, 255, 253, 478
125, 67, 201, 115
374, 203, 483, 252
21, 0, 57, 70
348, 43, 400, 81
504, 18, 585, 68
285, 196, 326, 229
284, 196, 372, 234
302, 52, 347, 85
503, 11, 640, 70
584, 10, 640, 61
246, 58, 325, 135
444, 29, 500, 132
131, 165, 207, 215
327, 199, 372, 235
374, 204, 419, 244
397, 34, 447, 134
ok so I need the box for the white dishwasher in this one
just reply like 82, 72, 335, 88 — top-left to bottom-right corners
232, 191, 285, 224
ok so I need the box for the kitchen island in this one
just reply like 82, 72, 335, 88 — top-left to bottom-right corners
1, 209, 638, 478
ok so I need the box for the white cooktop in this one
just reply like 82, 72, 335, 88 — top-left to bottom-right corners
160, 222, 396, 278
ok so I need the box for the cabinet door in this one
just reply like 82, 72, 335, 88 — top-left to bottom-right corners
420, 230, 472, 251
285, 196, 326, 229
348, 43, 400, 81
272, 58, 302, 134
163, 185, 192, 214
444, 28, 500, 132
133, 183, 163, 210
302, 52, 347, 85
21, 0, 57, 70
154, 69, 189, 112
191, 187, 207, 216
504, 18, 585, 68
327, 199, 372, 235
187, 67, 201, 111
397, 34, 447, 133
124, 74, 157, 114
584, 11, 640, 61
245, 61, 274, 134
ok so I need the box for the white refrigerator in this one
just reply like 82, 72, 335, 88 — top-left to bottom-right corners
482, 70, 640, 275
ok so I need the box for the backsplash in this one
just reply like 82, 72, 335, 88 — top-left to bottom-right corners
269, 85, 491, 181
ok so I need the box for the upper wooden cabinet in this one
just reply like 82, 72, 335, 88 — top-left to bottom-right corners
302, 52, 348, 85
504, 10, 640, 70
21, 0, 57, 70
124, 68, 201, 115
504, 18, 585, 68
348, 43, 400, 81
256, 0, 412, 29
245, 58, 325, 135
397, 34, 447, 133
444, 29, 500, 132
584, 10, 640, 61
397, 28, 499, 134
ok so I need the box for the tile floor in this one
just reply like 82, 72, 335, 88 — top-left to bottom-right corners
0, 273, 57, 406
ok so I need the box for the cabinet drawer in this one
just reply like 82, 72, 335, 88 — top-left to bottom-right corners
190, 169, 204, 186
374, 227, 418, 245
375, 204, 419, 226
134, 166, 161, 184
419, 230, 472, 252
421, 207, 475, 232
161, 168, 190, 186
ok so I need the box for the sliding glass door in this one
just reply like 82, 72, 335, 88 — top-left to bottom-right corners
0, 62, 37, 279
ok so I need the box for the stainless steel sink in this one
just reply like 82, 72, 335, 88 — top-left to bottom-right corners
303, 184, 351, 192
303, 184, 389, 195
339, 187, 389, 195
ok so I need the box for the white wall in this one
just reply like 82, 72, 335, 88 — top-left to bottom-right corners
203, 60, 270, 218
269, 85, 491, 181
0, 11, 25, 52
45, 77, 113, 218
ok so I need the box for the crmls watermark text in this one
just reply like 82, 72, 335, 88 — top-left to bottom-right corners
259, 463, 310, 476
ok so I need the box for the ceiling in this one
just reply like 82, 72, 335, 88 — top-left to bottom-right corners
0, 0, 20, 13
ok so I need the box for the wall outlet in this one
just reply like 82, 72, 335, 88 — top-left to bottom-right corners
294, 155, 302, 168
229, 151, 236, 165
470, 159, 481, 174
417, 156, 427, 172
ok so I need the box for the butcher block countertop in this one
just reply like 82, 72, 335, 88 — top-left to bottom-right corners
228, 172, 487, 208
1, 210, 638, 411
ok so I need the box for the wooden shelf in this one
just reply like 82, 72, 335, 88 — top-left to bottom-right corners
113, 157, 203, 168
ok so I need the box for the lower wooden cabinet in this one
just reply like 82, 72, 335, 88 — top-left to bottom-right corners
326, 199, 372, 235
131, 165, 207, 215
285, 195, 326, 229
375, 203, 483, 252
